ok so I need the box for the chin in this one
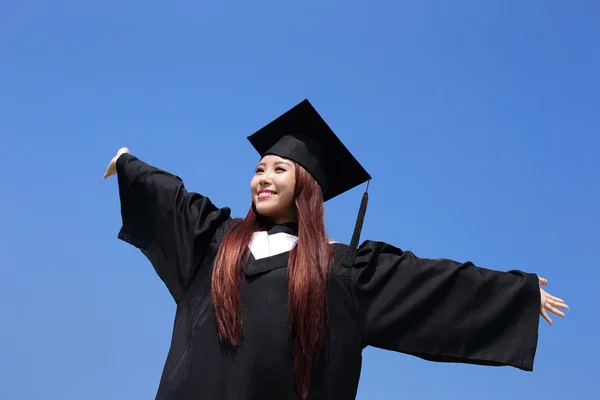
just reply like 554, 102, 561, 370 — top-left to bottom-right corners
255, 206, 276, 218
255, 204, 286, 220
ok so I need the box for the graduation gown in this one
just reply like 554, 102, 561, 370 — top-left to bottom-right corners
115, 154, 541, 400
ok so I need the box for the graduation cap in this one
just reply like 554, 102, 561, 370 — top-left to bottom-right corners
247, 99, 371, 258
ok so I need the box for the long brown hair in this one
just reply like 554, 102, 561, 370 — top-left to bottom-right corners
211, 162, 332, 399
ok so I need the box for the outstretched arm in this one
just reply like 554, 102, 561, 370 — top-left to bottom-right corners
350, 240, 568, 371
103, 147, 231, 302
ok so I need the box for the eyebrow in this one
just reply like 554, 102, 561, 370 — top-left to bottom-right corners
256, 160, 292, 168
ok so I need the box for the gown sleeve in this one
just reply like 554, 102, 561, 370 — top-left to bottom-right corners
350, 240, 541, 371
115, 153, 231, 302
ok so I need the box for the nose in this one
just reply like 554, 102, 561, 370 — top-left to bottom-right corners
259, 171, 273, 186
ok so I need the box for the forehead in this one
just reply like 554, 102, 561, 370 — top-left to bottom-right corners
258, 154, 293, 165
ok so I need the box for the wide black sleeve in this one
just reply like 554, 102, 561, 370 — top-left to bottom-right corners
115, 153, 231, 302
350, 240, 540, 370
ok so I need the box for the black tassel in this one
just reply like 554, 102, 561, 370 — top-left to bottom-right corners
345, 180, 370, 266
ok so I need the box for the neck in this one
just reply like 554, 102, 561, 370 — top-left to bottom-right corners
270, 216, 297, 225
268, 208, 297, 225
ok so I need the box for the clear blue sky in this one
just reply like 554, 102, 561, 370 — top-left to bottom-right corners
1, 1, 597, 399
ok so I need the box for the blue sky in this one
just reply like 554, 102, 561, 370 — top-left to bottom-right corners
1, 1, 598, 398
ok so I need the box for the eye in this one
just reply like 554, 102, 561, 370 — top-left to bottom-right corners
276, 167, 286, 172
255, 167, 264, 174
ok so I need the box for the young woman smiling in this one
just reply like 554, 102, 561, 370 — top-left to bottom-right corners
252, 155, 298, 223
104, 100, 568, 400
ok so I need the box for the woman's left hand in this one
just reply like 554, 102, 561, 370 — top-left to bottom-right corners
538, 276, 569, 325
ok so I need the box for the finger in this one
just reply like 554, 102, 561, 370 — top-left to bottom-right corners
548, 298, 569, 310
541, 308, 552, 325
538, 276, 548, 286
547, 293, 566, 304
545, 302, 566, 318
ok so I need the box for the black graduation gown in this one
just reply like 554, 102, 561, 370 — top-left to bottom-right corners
115, 154, 541, 400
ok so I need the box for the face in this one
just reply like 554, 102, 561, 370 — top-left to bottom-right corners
250, 155, 297, 223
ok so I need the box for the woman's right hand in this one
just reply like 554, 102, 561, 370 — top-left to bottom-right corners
103, 147, 130, 179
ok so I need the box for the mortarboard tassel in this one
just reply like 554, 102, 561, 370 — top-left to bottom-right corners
345, 180, 370, 266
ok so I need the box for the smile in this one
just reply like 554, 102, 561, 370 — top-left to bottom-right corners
258, 190, 277, 199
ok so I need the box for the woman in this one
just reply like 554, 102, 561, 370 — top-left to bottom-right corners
104, 100, 568, 400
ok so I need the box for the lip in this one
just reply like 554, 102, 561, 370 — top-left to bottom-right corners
257, 189, 277, 199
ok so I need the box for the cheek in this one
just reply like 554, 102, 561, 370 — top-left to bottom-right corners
281, 179, 296, 202
287, 176, 296, 198
249, 177, 259, 192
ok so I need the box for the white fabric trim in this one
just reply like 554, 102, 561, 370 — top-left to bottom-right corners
248, 232, 341, 260
249, 232, 299, 260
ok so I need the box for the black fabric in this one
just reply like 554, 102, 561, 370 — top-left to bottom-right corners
116, 153, 231, 303
116, 155, 541, 400
264, 134, 329, 192
263, 221, 298, 236
350, 241, 540, 370
247, 99, 371, 202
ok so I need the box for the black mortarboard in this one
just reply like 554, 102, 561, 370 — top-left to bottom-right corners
247, 99, 371, 256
